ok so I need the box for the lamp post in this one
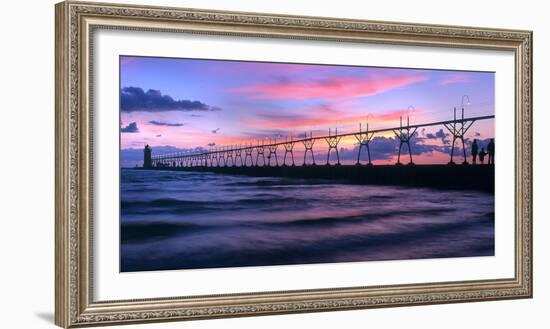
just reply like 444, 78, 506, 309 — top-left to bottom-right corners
407, 105, 415, 115
462, 95, 470, 110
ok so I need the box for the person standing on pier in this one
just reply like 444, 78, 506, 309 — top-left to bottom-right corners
471, 139, 479, 164
478, 148, 487, 164
487, 139, 495, 164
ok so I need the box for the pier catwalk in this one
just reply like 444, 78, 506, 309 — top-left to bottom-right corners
139, 164, 495, 193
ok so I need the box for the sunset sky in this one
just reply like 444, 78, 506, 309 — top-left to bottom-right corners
120, 55, 495, 167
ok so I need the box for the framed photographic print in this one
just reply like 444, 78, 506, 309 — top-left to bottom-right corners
55, 1, 532, 327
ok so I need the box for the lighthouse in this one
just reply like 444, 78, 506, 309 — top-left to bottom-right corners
143, 145, 152, 168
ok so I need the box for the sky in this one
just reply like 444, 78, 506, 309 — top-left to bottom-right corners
120, 55, 495, 167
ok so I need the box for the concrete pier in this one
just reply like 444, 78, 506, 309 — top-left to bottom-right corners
139, 164, 495, 192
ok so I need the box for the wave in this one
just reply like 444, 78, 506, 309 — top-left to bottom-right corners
121, 196, 308, 214
245, 207, 456, 229
121, 212, 495, 271
121, 207, 479, 245
367, 195, 395, 201
224, 178, 334, 187
121, 192, 413, 215
119, 170, 495, 271
121, 221, 210, 243
122, 198, 209, 208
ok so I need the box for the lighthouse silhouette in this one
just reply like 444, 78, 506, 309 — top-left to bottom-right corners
143, 145, 152, 168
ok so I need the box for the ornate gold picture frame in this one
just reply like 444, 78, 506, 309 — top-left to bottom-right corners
55, 1, 532, 327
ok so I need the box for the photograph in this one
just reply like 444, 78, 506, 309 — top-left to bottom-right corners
51, 1, 534, 327
119, 56, 496, 272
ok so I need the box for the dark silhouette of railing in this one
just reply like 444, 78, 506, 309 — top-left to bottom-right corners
150, 112, 494, 168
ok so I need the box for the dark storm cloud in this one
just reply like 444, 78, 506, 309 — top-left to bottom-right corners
338, 135, 453, 162
425, 128, 450, 145
425, 128, 448, 140
339, 136, 396, 161
337, 132, 495, 163
121, 122, 139, 133
149, 120, 185, 127
121, 87, 221, 112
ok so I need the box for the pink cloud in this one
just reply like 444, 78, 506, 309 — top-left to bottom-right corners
231, 75, 426, 101
440, 73, 469, 85
242, 106, 425, 130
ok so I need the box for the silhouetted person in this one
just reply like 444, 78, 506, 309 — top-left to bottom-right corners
487, 139, 495, 164
471, 139, 479, 164
478, 148, 487, 164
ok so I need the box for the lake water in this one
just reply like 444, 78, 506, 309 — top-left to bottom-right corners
120, 169, 494, 272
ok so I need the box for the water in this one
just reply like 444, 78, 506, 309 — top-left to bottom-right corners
120, 169, 494, 272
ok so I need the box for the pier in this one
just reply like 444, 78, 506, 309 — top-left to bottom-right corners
140, 108, 495, 192
140, 164, 494, 192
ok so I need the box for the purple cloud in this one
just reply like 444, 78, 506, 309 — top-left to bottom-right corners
121, 87, 221, 112
149, 120, 185, 127
121, 122, 139, 133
